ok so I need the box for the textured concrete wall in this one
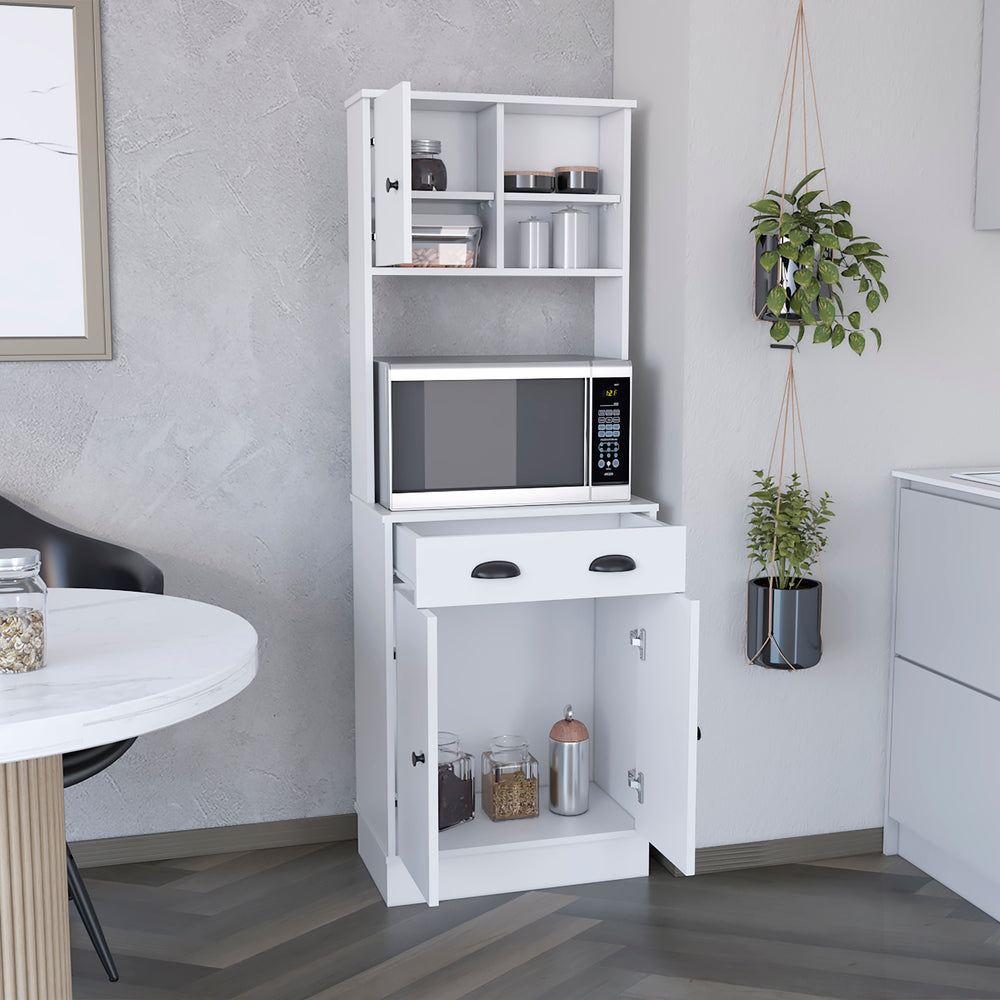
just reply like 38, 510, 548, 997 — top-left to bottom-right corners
618, 0, 994, 847
0, 1, 611, 840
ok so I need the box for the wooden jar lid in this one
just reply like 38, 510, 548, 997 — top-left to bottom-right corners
549, 705, 589, 742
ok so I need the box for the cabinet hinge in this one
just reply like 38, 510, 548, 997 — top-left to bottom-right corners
627, 768, 644, 804
629, 627, 646, 661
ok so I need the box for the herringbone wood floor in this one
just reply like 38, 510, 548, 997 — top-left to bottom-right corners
69, 843, 1000, 1000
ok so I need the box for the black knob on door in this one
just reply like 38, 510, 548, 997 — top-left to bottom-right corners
386, 178, 399, 192
411, 752, 425, 766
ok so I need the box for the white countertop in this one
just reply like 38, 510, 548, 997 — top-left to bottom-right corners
0, 589, 257, 764
893, 467, 1000, 502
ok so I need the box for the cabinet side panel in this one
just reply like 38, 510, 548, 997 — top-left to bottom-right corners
477, 104, 500, 269
352, 502, 395, 856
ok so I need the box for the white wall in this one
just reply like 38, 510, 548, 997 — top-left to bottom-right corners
616, 0, 996, 846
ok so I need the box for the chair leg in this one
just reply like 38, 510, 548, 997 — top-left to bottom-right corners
66, 845, 119, 982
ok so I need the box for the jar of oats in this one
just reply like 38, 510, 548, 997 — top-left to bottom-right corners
481, 735, 538, 821
0, 549, 46, 674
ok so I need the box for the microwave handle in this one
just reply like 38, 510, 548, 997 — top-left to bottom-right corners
588, 554, 636, 573
471, 560, 521, 580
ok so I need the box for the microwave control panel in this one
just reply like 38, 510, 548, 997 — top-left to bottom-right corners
591, 376, 630, 485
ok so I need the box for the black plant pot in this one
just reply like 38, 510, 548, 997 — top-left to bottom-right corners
754, 235, 832, 324
746, 577, 822, 670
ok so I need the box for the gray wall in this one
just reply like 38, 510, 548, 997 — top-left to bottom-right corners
3, 0, 611, 841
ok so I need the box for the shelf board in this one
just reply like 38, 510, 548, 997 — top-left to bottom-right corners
503, 193, 621, 205
438, 785, 635, 857
372, 267, 624, 277
413, 190, 494, 202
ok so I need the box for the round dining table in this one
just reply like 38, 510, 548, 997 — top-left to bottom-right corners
0, 589, 257, 1000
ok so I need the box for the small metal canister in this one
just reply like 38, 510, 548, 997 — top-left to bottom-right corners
551, 205, 589, 268
548, 704, 590, 815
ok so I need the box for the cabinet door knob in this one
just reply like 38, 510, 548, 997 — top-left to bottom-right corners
471, 560, 521, 580
411, 752, 425, 767
588, 554, 636, 573
386, 177, 399, 192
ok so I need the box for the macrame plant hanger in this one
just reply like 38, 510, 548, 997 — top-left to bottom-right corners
746, 0, 827, 668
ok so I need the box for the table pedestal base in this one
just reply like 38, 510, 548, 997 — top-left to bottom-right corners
0, 756, 71, 1000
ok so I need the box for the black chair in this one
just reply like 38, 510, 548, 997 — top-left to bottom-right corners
0, 495, 163, 983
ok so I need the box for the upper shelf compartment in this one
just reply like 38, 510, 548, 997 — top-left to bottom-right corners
354, 83, 635, 272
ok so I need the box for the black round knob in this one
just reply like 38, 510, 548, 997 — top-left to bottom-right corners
411, 751, 425, 766
386, 178, 399, 192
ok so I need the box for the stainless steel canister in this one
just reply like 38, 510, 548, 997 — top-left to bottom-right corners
551, 205, 589, 268
548, 704, 590, 815
518, 216, 550, 268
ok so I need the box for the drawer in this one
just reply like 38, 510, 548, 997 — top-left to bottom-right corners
889, 658, 1000, 881
394, 513, 685, 608
896, 488, 1000, 697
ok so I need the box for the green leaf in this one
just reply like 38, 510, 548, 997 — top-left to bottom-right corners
844, 242, 871, 257
832, 324, 846, 348
766, 285, 788, 314
871, 327, 882, 350
829, 200, 851, 215
841, 263, 860, 278
859, 276, 870, 293
802, 277, 820, 304
779, 215, 796, 235
849, 330, 866, 355
791, 168, 825, 198
832, 290, 844, 313
833, 219, 854, 239
814, 232, 840, 250
877, 280, 889, 301
792, 267, 811, 286
778, 241, 798, 259
813, 323, 833, 343
798, 246, 817, 266
817, 259, 839, 284
757, 218, 780, 237
787, 228, 808, 246
797, 189, 821, 208
771, 318, 791, 342
848, 310, 861, 329
862, 258, 884, 279
798, 301, 816, 324
750, 199, 781, 215
867, 289, 881, 312
759, 250, 779, 271
816, 295, 836, 324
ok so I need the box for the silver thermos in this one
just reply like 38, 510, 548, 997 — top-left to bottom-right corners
548, 704, 590, 815
551, 205, 589, 268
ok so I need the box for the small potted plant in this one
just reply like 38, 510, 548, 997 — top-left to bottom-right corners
750, 168, 888, 356
746, 469, 834, 670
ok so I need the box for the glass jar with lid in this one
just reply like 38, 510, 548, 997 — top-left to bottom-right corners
438, 731, 475, 830
0, 548, 46, 673
481, 735, 539, 821
411, 138, 448, 192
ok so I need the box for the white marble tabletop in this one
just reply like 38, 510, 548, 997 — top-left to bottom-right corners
0, 589, 257, 764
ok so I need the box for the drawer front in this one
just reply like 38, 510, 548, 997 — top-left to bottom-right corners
396, 520, 685, 608
896, 488, 1000, 696
889, 658, 1000, 881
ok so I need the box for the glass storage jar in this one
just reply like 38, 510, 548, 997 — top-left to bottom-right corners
0, 548, 46, 673
411, 138, 447, 191
481, 735, 539, 821
438, 731, 475, 830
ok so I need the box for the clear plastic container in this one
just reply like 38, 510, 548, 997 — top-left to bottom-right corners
481, 735, 539, 821
403, 214, 482, 268
438, 731, 475, 830
0, 548, 46, 673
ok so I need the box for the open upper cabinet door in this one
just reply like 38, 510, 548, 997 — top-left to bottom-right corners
596, 593, 699, 875
373, 81, 412, 265
394, 590, 439, 905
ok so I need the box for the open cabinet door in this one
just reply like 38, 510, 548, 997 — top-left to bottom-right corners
394, 590, 439, 905
373, 81, 412, 266
596, 593, 699, 875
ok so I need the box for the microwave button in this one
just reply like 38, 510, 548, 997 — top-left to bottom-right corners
612, 459, 620, 468
598, 460, 605, 468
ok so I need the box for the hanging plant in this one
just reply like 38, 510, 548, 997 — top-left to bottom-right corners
751, 168, 888, 355
750, 0, 888, 355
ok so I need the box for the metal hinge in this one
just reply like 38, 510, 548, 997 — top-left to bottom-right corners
629, 627, 646, 661
628, 768, 644, 804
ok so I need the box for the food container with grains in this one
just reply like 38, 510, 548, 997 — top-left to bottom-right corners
401, 214, 482, 268
411, 138, 447, 192
0, 548, 46, 674
481, 735, 539, 821
438, 731, 475, 830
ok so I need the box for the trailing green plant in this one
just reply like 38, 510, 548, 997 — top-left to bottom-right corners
749, 168, 888, 355
747, 469, 834, 590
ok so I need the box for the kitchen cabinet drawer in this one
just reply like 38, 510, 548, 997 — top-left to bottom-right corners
896, 488, 1000, 697
394, 513, 684, 608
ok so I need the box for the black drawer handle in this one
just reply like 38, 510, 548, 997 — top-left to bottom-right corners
386, 177, 399, 192
411, 752, 425, 767
471, 560, 521, 580
589, 554, 636, 573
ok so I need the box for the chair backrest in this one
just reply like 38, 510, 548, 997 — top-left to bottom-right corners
0, 495, 163, 595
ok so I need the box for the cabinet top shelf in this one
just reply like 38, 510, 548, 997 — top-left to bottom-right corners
345, 88, 636, 115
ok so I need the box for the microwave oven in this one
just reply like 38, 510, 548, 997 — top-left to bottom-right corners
375, 356, 631, 511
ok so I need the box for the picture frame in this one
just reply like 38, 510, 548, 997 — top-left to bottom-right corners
0, 0, 111, 360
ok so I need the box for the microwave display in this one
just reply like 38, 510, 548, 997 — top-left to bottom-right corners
390, 378, 585, 493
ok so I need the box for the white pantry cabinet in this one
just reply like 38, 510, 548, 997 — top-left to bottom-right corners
346, 84, 699, 907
